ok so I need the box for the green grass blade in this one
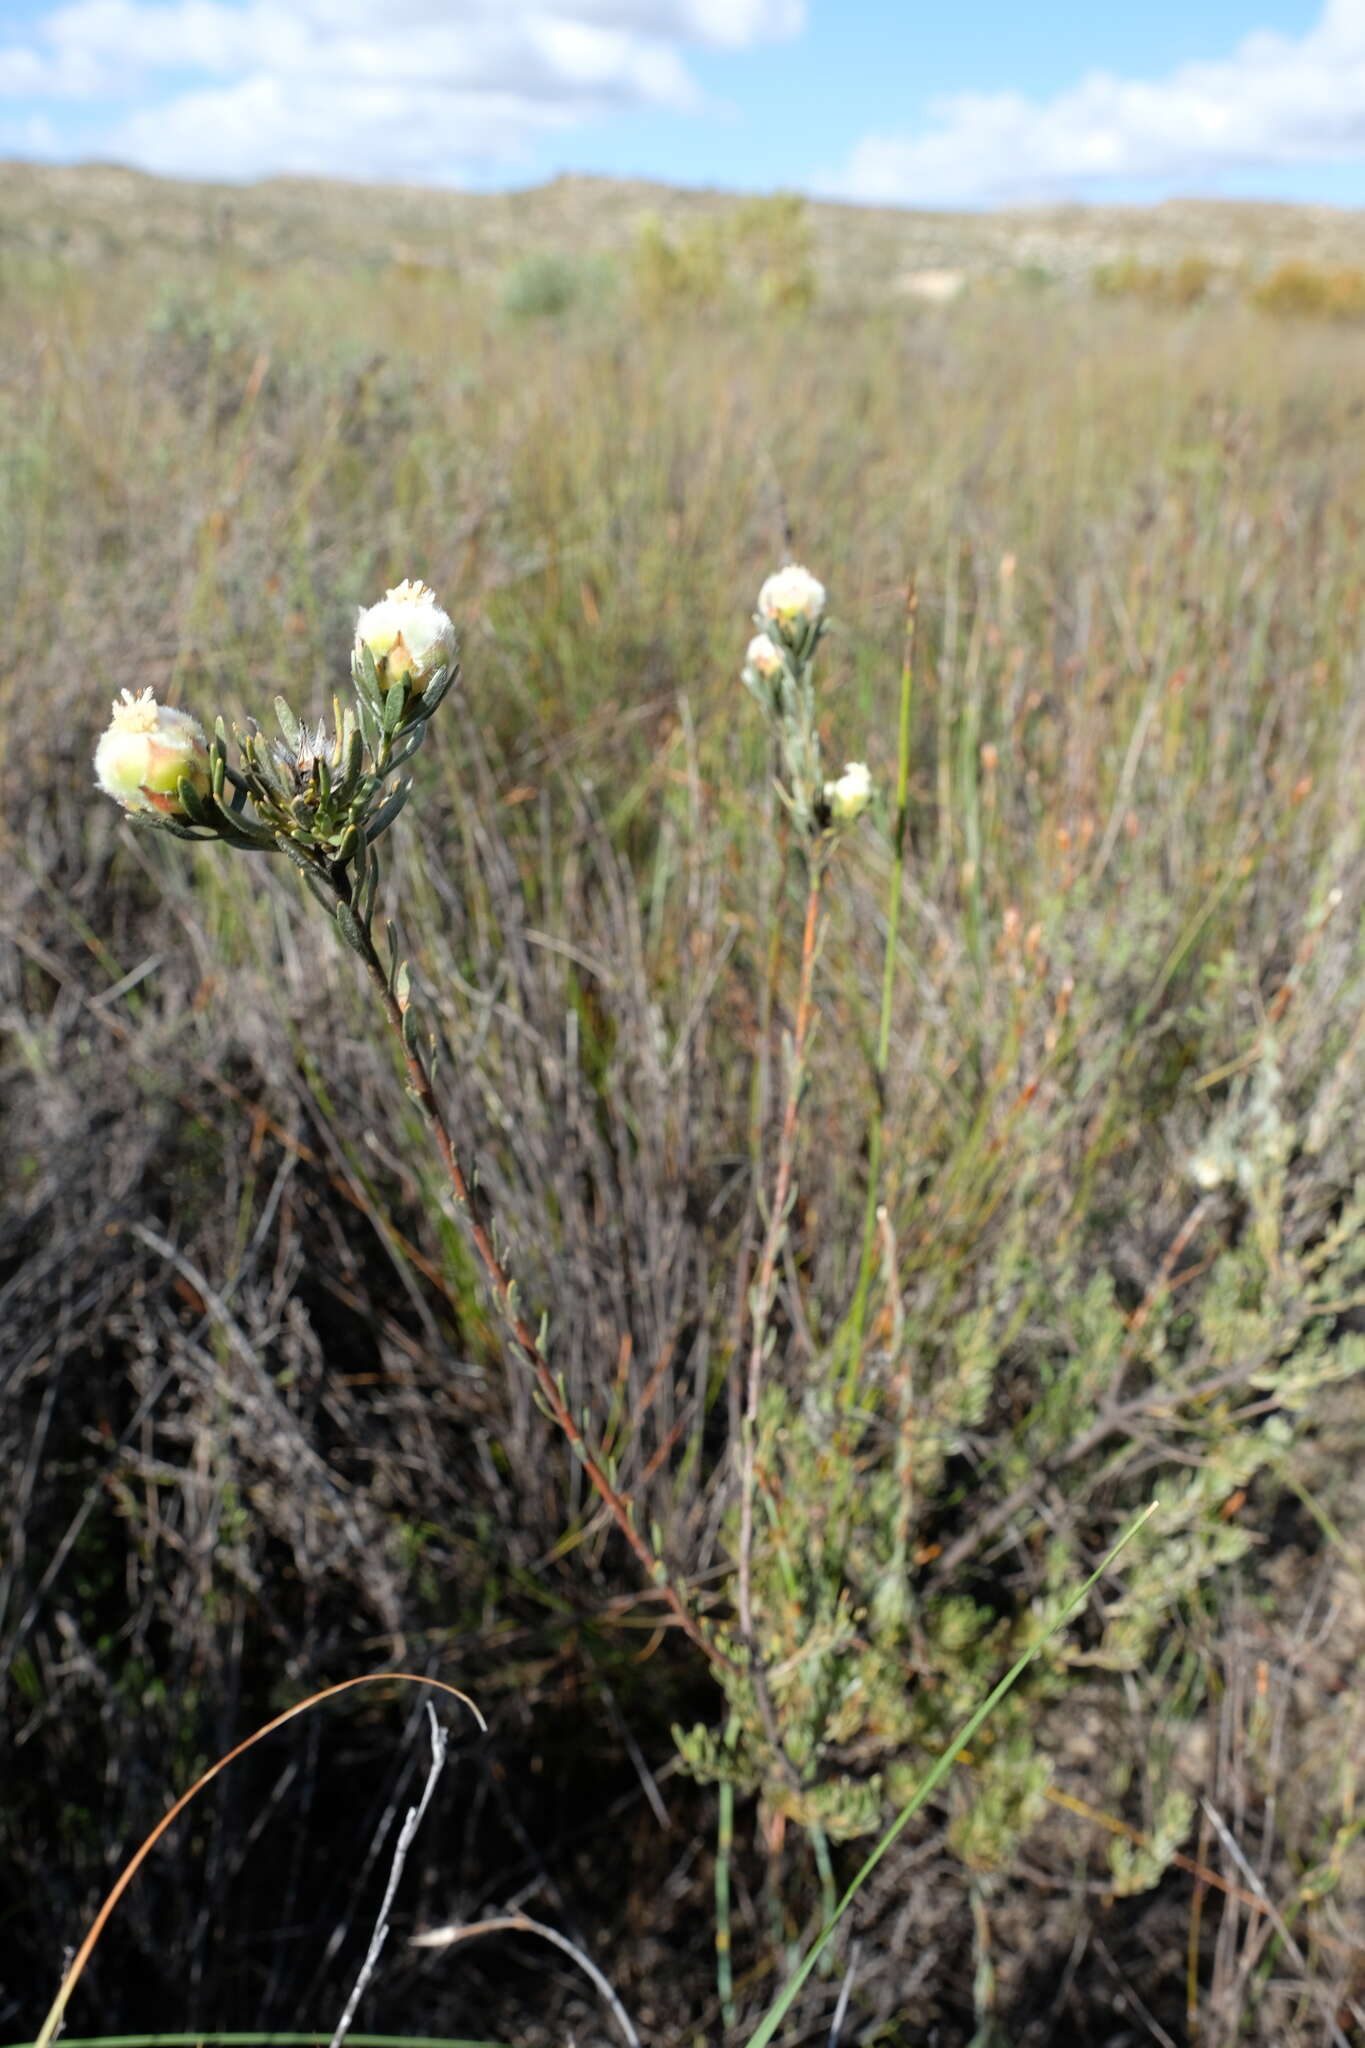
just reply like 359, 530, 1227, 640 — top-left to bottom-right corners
4, 2036, 511, 2048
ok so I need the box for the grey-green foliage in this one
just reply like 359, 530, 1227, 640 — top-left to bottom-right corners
677, 1374, 1062, 1862
152, 637, 457, 961
740, 606, 835, 839
501, 250, 614, 320
680, 1021, 1365, 1888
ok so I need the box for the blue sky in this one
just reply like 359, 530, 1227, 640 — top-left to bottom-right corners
1, 0, 1363, 207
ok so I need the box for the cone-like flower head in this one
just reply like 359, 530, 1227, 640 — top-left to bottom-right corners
94, 689, 210, 817
757, 563, 826, 635
355, 579, 455, 690
824, 760, 873, 825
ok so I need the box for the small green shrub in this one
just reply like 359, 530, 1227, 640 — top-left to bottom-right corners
501, 248, 587, 318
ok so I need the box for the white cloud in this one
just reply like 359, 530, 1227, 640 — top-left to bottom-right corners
0, 0, 803, 179
112, 75, 576, 180
831, 1, 1365, 206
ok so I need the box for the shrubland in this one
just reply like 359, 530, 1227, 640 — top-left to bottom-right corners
3, 183, 1365, 2045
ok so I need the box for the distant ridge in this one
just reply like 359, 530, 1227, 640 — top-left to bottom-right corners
3, 159, 1364, 296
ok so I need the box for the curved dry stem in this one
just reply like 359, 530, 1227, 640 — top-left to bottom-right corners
412, 1911, 641, 2048
35, 1673, 485, 2048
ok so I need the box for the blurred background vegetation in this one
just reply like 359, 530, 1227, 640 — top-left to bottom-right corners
3, 168, 1365, 2046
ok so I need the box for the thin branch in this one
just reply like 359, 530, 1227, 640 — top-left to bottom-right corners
928, 1196, 1216, 1588
352, 913, 732, 1676
737, 850, 825, 1780
843, 584, 915, 1397
328, 1703, 449, 2048
828, 1938, 861, 2048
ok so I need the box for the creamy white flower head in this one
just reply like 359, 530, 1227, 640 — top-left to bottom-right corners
1186, 1148, 1228, 1192
824, 760, 873, 824
355, 578, 455, 689
744, 632, 784, 681
757, 563, 826, 632
94, 688, 210, 817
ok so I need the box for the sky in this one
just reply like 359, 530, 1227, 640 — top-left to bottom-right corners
2, 0, 1365, 208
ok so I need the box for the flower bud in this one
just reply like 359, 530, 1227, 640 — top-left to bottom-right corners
824, 760, 873, 824
757, 563, 826, 635
94, 689, 210, 817
354, 578, 455, 690
744, 632, 784, 682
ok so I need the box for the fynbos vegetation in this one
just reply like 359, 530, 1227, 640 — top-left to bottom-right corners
3, 167, 1365, 2048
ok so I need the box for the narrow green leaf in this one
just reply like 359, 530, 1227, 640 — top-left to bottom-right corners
274, 697, 301, 753
383, 680, 408, 736
13, 2032, 511, 2047
355, 697, 381, 757
416, 659, 459, 717
176, 779, 214, 827
384, 726, 423, 771
215, 816, 276, 852
334, 899, 369, 956
355, 642, 382, 701
366, 778, 412, 841
275, 837, 318, 877
245, 742, 286, 799
358, 853, 380, 925
335, 724, 366, 805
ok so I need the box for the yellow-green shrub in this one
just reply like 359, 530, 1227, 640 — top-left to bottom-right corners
1251, 259, 1365, 321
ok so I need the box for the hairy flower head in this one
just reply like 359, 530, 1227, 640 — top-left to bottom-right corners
824, 760, 873, 825
94, 689, 210, 817
757, 563, 826, 633
355, 579, 455, 690
744, 632, 785, 682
